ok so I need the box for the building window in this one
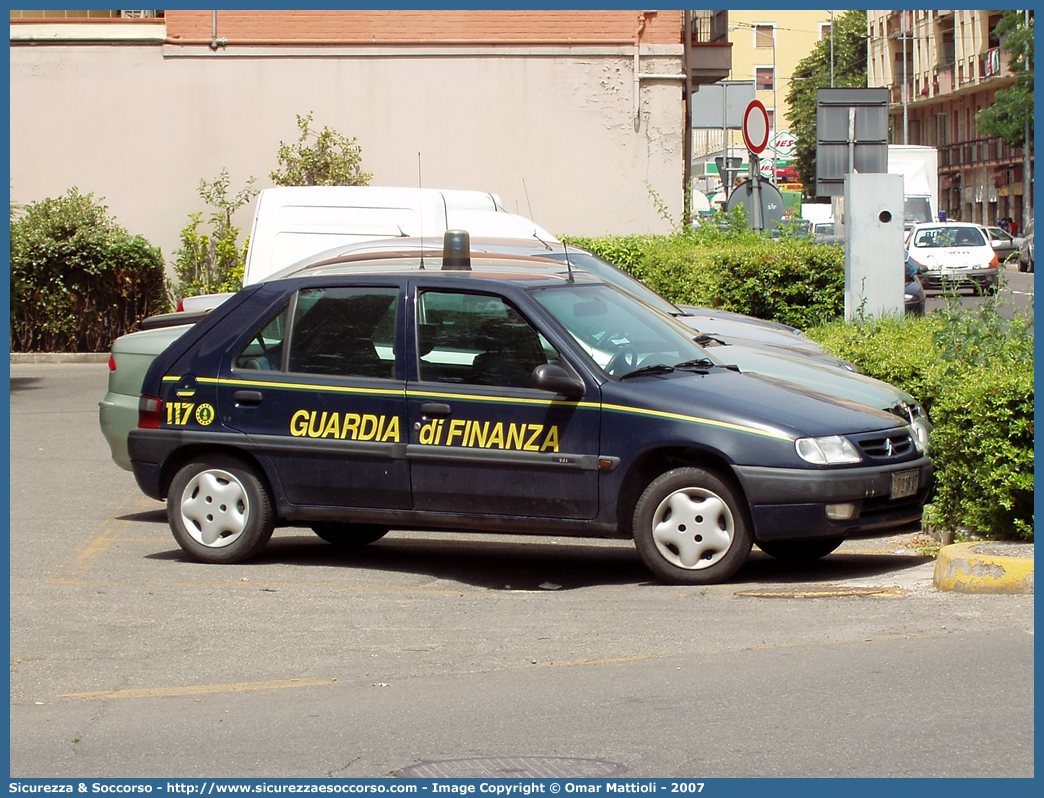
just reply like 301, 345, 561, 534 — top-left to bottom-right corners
756, 67, 775, 91
819, 22, 832, 42
9, 10, 163, 18
754, 24, 774, 49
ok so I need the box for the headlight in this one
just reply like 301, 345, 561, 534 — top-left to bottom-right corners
795, 435, 862, 465
908, 412, 932, 454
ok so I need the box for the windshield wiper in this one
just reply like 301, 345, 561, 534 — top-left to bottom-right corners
673, 357, 717, 372
618, 363, 675, 380
618, 358, 720, 380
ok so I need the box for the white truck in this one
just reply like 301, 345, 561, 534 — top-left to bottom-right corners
887, 145, 939, 230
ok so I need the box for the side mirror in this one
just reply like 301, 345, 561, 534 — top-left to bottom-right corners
531, 364, 585, 398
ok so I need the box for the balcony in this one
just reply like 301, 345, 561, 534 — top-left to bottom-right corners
939, 137, 1024, 169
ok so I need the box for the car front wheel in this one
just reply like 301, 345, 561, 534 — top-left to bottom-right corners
632, 467, 753, 585
168, 455, 274, 563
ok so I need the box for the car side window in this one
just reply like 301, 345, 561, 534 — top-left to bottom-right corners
234, 304, 290, 372
286, 286, 399, 379
416, 290, 559, 389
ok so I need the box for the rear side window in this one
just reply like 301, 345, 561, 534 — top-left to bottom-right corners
287, 286, 399, 378
235, 305, 289, 372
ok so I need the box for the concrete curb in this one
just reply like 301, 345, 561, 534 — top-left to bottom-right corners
10, 353, 109, 364
933, 541, 1034, 594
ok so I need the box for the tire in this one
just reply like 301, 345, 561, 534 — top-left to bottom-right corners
311, 522, 389, 547
757, 537, 844, 562
632, 467, 753, 585
168, 454, 275, 563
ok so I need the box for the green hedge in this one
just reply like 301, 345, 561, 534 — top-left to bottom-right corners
809, 303, 1033, 541
924, 365, 1034, 540
10, 189, 168, 353
564, 226, 845, 328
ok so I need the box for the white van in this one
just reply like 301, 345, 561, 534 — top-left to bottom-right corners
175, 186, 559, 314
243, 186, 557, 286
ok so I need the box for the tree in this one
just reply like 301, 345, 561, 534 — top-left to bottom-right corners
976, 11, 1034, 149
269, 112, 373, 187
785, 10, 868, 197
170, 169, 258, 302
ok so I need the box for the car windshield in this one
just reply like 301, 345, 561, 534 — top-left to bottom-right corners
529, 283, 715, 376
912, 225, 986, 248
904, 197, 933, 225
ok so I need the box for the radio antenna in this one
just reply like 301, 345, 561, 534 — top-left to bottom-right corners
418, 152, 425, 270
520, 177, 552, 251
562, 239, 574, 283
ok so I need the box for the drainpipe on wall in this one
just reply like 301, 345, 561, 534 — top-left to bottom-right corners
634, 12, 647, 132
210, 10, 227, 50
682, 10, 693, 221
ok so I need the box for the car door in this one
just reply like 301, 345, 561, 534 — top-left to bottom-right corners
405, 284, 600, 519
217, 282, 411, 510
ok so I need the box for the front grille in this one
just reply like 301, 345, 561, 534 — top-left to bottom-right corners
854, 430, 916, 460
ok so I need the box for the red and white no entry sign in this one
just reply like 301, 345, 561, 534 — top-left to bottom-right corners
742, 99, 770, 155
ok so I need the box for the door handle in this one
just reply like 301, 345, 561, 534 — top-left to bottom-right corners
233, 390, 263, 406
419, 402, 451, 418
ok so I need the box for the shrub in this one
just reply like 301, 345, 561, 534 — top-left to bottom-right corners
564, 223, 845, 328
808, 287, 1034, 541
270, 112, 373, 187
924, 365, 1034, 540
711, 238, 845, 329
170, 170, 257, 303
10, 188, 166, 352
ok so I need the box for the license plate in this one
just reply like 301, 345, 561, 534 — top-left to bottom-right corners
891, 469, 920, 499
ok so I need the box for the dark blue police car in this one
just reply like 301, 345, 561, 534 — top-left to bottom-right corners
128, 234, 932, 585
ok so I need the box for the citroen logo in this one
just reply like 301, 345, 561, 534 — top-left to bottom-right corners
885, 439, 895, 457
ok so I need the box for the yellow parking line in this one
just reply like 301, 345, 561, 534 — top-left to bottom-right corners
47, 496, 159, 585
60, 677, 338, 701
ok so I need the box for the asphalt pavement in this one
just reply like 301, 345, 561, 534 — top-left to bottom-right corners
8, 362, 1034, 778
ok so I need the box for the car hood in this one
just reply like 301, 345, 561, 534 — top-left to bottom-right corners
713, 344, 916, 413
603, 367, 904, 447
913, 248, 993, 269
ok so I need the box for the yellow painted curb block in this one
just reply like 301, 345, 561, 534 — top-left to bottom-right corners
933, 542, 1034, 594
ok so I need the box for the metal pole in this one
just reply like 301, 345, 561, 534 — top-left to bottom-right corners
752, 153, 764, 231
902, 11, 908, 145
683, 10, 693, 223
1024, 9, 1032, 234
722, 82, 728, 200
830, 10, 834, 88
772, 31, 778, 185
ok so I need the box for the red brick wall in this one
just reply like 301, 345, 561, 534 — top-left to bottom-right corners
165, 10, 682, 46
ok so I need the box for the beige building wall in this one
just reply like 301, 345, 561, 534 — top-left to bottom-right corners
726, 10, 832, 137
10, 34, 685, 267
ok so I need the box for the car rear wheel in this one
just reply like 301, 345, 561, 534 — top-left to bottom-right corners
757, 537, 844, 561
168, 455, 274, 563
311, 523, 389, 547
632, 467, 753, 585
